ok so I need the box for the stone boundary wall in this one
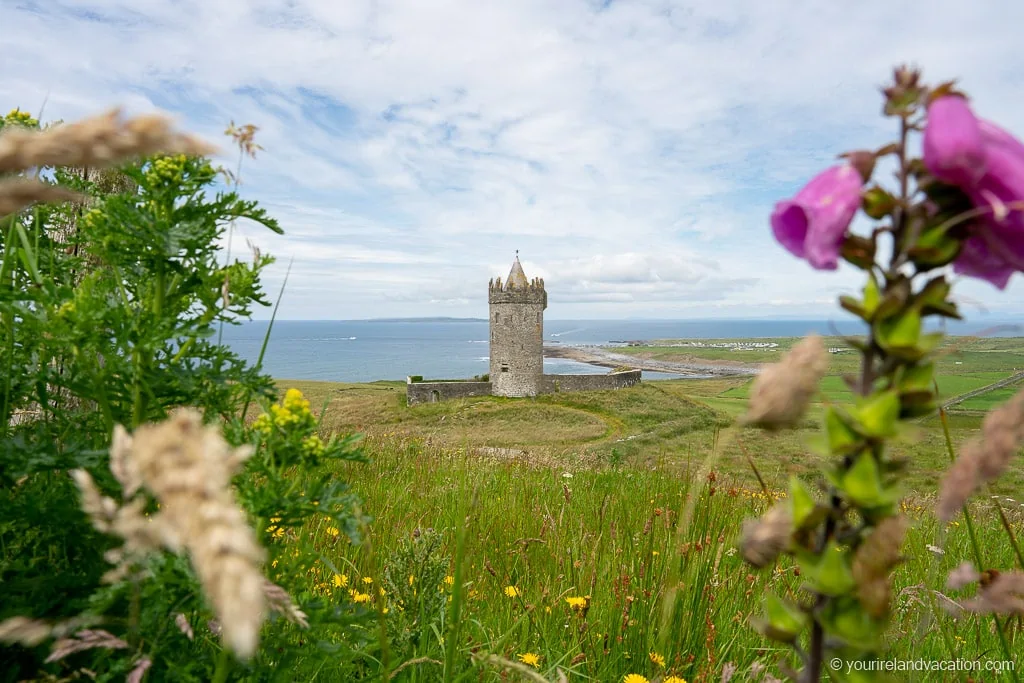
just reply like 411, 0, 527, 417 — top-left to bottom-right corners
406, 378, 493, 405
540, 369, 642, 393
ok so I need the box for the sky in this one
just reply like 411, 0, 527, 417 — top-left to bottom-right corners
3, 0, 1024, 321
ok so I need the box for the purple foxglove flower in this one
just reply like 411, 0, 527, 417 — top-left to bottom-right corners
771, 164, 864, 270
953, 234, 1015, 290
924, 96, 986, 187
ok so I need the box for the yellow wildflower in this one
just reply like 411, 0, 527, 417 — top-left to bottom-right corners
517, 652, 540, 667
333, 574, 348, 588
504, 586, 520, 598
444, 575, 454, 586
326, 527, 339, 537
352, 592, 371, 604
362, 576, 373, 585
649, 651, 666, 667
408, 574, 416, 586
565, 596, 589, 610
663, 677, 687, 683
623, 675, 648, 683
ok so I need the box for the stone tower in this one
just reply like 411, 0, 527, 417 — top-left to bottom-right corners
488, 253, 547, 397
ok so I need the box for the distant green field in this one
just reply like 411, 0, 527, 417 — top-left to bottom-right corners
957, 377, 1024, 411
720, 372, 1008, 402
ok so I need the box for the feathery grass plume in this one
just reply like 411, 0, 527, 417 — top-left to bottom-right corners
0, 616, 90, 648
70, 470, 165, 583
740, 503, 792, 568
0, 107, 218, 174
946, 561, 981, 591
263, 579, 309, 628
937, 387, 1024, 521
124, 409, 265, 659
851, 515, 909, 617
739, 334, 827, 430
0, 177, 83, 217
72, 410, 267, 659
959, 571, 1024, 616
45, 629, 128, 663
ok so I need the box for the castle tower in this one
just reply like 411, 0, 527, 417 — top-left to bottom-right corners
488, 253, 547, 397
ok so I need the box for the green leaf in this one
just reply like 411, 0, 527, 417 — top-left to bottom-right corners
789, 476, 817, 529
821, 597, 886, 651
839, 295, 868, 320
853, 389, 900, 437
751, 592, 808, 643
825, 407, 862, 455
841, 452, 884, 507
863, 276, 880, 315
897, 362, 934, 393
807, 541, 856, 596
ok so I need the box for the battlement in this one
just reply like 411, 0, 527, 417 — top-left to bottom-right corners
488, 275, 545, 292
488, 285, 547, 306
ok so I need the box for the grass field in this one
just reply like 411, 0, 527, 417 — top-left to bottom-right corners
268, 335, 1024, 681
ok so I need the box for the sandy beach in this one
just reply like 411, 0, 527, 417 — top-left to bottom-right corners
543, 344, 763, 377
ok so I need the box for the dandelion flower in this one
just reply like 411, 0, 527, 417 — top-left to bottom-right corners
333, 574, 348, 588
623, 675, 649, 683
649, 651, 666, 667
517, 652, 540, 667
565, 596, 588, 610
663, 677, 688, 683
362, 576, 373, 585
504, 586, 520, 598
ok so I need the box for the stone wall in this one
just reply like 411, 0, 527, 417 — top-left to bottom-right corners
406, 378, 493, 405
539, 370, 642, 393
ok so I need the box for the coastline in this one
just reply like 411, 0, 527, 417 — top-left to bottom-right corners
543, 344, 762, 377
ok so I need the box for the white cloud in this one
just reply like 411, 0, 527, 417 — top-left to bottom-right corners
3, 0, 1024, 320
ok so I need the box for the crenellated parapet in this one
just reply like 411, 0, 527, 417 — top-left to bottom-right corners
488, 276, 545, 292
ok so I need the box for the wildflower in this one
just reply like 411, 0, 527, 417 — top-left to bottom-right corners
504, 586, 520, 598
664, 678, 688, 683
326, 526, 339, 537
623, 675, 649, 683
565, 596, 588, 610
649, 651, 666, 667
517, 652, 540, 667
740, 503, 792, 568
740, 335, 827, 430
444, 575, 454, 586
352, 592, 372, 604
362, 576, 373, 585
924, 95, 986, 187
922, 96, 1024, 289
770, 164, 866, 270
333, 574, 348, 588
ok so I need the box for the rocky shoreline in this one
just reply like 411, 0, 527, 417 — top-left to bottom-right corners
543, 344, 763, 377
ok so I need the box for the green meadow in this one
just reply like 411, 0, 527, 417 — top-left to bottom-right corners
264, 335, 1024, 681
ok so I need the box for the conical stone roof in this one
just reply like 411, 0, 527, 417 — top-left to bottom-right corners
506, 254, 528, 288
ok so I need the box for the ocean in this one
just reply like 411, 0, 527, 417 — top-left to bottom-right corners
220, 318, 1024, 383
